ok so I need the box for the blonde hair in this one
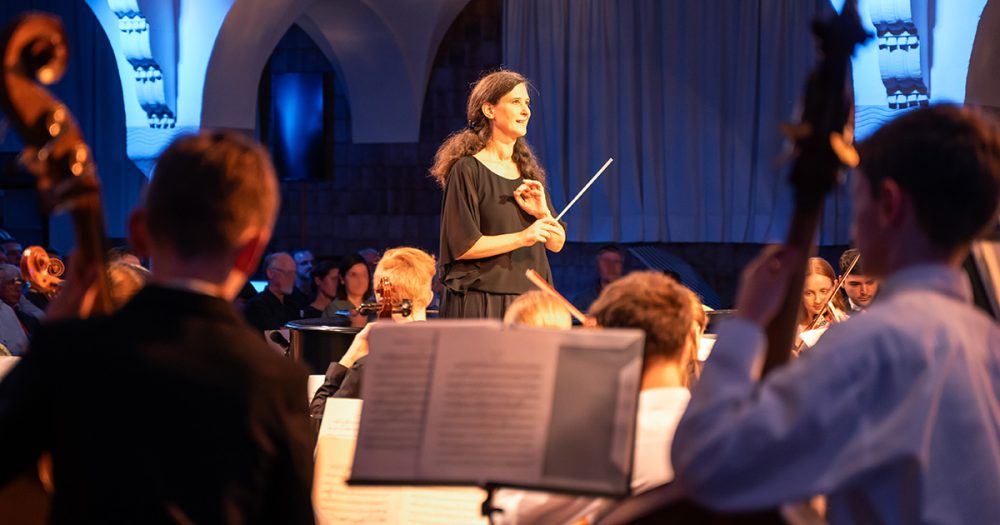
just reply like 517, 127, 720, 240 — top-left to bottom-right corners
373, 247, 436, 310
503, 291, 572, 329
798, 257, 847, 326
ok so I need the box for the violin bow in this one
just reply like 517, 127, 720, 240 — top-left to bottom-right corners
524, 269, 589, 324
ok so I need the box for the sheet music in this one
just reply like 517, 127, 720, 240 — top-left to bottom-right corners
350, 321, 644, 497
313, 398, 486, 525
419, 328, 560, 485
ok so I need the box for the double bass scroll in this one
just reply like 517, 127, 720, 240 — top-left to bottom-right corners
0, 13, 112, 316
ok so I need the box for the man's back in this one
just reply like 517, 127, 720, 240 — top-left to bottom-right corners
673, 265, 1000, 524
0, 285, 314, 524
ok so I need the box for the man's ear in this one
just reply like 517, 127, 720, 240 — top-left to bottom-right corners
878, 178, 906, 227
233, 230, 269, 276
127, 208, 150, 258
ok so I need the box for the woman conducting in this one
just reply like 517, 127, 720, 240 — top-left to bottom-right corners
431, 70, 566, 319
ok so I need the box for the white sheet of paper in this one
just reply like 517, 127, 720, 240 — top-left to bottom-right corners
313, 397, 486, 525
799, 327, 828, 348
418, 327, 560, 485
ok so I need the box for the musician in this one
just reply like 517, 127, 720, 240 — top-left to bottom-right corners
571, 244, 626, 313
796, 257, 847, 346
432, 69, 566, 319
502, 290, 573, 329
496, 272, 694, 524
838, 248, 879, 313
672, 105, 1000, 523
310, 247, 436, 416
0, 132, 314, 523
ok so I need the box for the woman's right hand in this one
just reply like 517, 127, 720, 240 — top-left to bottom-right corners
519, 217, 563, 247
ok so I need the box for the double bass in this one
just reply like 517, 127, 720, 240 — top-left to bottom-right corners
597, 3, 869, 523
0, 12, 114, 522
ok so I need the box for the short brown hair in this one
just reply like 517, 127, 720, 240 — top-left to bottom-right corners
858, 105, 1000, 249
146, 132, 279, 259
503, 291, 573, 329
107, 261, 150, 310
588, 271, 692, 364
374, 247, 436, 310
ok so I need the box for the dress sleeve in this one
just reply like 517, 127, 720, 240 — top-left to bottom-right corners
439, 159, 483, 267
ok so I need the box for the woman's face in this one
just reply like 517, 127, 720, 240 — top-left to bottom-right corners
342, 263, 369, 299
486, 82, 531, 140
802, 274, 834, 316
314, 269, 339, 300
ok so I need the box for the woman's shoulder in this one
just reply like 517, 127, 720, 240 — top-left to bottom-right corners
451, 155, 481, 173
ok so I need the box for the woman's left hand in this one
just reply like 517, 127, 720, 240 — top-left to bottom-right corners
514, 180, 549, 219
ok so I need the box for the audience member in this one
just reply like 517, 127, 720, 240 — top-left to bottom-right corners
243, 252, 304, 331
838, 248, 879, 313
290, 249, 315, 306
0, 131, 314, 522
0, 230, 22, 266
497, 272, 695, 524
572, 245, 625, 313
0, 264, 42, 339
310, 247, 435, 417
672, 105, 1000, 522
302, 259, 338, 318
323, 253, 373, 328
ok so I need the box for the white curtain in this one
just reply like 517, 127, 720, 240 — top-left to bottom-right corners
504, 0, 853, 244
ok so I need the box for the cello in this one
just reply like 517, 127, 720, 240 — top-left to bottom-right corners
597, 3, 869, 523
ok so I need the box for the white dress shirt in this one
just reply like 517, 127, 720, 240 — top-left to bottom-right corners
495, 387, 691, 525
673, 264, 1000, 524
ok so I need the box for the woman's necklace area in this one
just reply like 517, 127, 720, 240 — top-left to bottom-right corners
476, 152, 520, 180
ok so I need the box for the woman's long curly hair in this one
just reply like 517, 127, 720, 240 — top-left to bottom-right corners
429, 70, 546, 188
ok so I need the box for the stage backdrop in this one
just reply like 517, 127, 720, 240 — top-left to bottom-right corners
504, 0, 852, 244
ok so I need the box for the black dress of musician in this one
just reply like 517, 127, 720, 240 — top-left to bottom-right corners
432, 70, 566, 319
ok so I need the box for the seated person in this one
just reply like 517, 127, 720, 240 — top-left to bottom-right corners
310, 247, 435, 417
301, 259, 338, 318
107, 261, 151, 311
838, 248, 879, 313
243, 252, 303, 331
795, 257, 847, 351
289, 249, 314, 307
323, 254, 374, 328
0, 264, 42, 343
495, 272, 695, 524
503, 290, 572, 329
571, 244, 624, 313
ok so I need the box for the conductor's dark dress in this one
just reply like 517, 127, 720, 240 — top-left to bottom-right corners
0, 285, 314, 524
438, 156, 561, 319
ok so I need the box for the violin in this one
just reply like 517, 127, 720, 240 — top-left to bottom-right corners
0, 13, 112, 316
355, 277, 412, 319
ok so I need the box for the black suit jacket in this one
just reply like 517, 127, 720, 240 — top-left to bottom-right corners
0, 285, 314, 524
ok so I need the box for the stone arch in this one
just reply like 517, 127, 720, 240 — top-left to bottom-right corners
202, 0, 472, 142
